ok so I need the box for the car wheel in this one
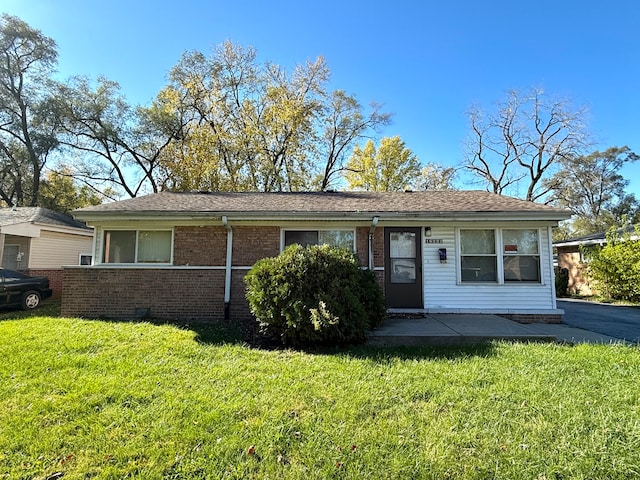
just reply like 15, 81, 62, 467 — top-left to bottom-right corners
22, 291, 41, 310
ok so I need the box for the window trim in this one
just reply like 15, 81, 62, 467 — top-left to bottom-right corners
101, 228, 174, 265
281, 228, 356, 253
456, 227, 543, 285
459, 228, 498, 283
501, 228, 541, 283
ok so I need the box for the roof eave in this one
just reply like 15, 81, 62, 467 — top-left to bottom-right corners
554, 239, 606, 247
32, 220, 93, 233
74, 210, 571, 223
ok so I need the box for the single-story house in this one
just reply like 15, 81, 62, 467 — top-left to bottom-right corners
554, 225, 639, 296
63, 190, 571, 324
0, 207, 94, 298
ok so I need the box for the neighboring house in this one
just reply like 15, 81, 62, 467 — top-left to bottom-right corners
0, 207, 94, 298
554, 225, 639, 296
64, 191, 570, 324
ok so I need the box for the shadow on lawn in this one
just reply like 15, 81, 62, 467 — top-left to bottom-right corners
0, 305, 498, 359
161, 318, 500, 359
186, 320, 499, 360
185, 321, 498, 359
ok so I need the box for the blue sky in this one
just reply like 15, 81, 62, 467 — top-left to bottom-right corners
4, 0, 639, 197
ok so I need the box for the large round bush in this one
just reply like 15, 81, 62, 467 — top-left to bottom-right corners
244, 244, 385, 347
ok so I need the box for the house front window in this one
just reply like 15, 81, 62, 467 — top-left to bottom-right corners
459, 228, 541, 284
103, 230, 172, 264
283, 229, 355, 252
460, 229, 497, 282
502, 229, 540, 282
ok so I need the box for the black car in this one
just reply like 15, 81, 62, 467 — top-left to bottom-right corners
0, 268, 53, 310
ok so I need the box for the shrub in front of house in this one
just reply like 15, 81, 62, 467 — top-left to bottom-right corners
244, 244, 386, 347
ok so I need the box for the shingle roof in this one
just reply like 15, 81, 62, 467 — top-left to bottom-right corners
74, 190, 570, 220
0, 207, 90, 230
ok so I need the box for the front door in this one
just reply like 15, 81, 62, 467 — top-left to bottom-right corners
384, 227, 423, 308
2, 245, 19, 270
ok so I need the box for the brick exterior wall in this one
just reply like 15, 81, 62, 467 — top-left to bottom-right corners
356, 227, 384, 268
232, 227, 280, 265
62, 268, 226, 321
173, 226, 227, 266
27, 268, 63, 299
62, 224, 384, 326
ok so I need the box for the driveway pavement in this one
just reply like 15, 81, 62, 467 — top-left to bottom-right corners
557, 299, 640, 343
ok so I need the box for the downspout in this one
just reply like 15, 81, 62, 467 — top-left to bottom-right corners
222, 216, 233, 320
368, 216, 379, 270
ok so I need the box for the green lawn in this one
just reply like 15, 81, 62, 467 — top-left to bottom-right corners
1, 309, 639, 479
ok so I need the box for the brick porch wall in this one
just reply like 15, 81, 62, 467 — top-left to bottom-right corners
26, 268, 63, 299
62, 268, 225, 321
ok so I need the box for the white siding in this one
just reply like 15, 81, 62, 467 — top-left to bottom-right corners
422, 224, 556, 311
29, 230, 94, 268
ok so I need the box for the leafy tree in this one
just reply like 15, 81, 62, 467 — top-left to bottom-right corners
313, 90, 391, 191
547, 146, 639, 234
39, 167, 108, 213
0, 14, 59, 207
610, 193, 640, 225
157, 41, 391, 192
51, 76, 183, 198
416, 162, 458, 190
587, 225, 640, 302
464, 88, 588, 201
158, 42, 328, 192
345, 136, 421, 191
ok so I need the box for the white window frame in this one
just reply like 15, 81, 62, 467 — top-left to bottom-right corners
458, 228, 498, 283
456, 228, 543, 285
281, 228, 357, 253
101, 229, 174, 265
79, 253, 93, 266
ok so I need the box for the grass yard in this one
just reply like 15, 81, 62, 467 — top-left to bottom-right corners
1, 310, 640, 479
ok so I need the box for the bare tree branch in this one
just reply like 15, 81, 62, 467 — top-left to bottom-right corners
463, 88, 589, 201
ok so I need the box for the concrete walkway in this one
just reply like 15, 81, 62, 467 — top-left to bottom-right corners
367, 313, 626, 346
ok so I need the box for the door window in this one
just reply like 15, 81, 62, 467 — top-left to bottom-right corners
389, 231, 417, 284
